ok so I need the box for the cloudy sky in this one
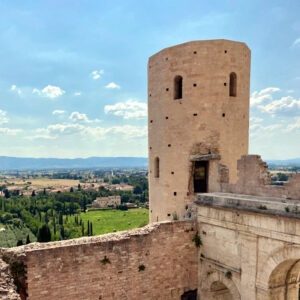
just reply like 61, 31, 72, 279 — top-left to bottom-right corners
0, 1, 300, 160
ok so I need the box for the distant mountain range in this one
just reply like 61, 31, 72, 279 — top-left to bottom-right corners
0, 156, 299, 171
266, 158, 300, 166
0, 156, 148, 171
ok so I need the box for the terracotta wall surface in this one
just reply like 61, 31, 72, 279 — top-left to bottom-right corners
4, 221, 198, 300
148, 39, 251, 222
222, 155, 300, 200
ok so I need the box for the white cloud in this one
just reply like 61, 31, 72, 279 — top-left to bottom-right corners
250, 117, 263, 123
33, 85, 65, 99
69, 112, 92, 123
286, 117, 300, 132
110, 125, 147, 138
52, 110, 65, 115
0, 110, 9, 125
91, 70, 104, 80
250, 87, 280, 106
10, 84, 22, 95
0, 128, 22, 135
292, 38, 300, 47
287, 90, 294, 93
104, 100, 147, 119
31, 123, 147, 141
74, 92, 81, 96
259, 96, 300, 115
105, 82, 120, 89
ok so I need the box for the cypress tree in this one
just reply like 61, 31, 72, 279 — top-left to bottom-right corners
26, 234, 31, 244
81, 222, 84, 236
37, 224, 51, 243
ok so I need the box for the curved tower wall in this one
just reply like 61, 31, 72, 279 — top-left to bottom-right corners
148, 40, 251, 223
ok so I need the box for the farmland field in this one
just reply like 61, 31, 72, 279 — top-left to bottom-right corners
77, 208, 149, 235
0, 178, 81, 189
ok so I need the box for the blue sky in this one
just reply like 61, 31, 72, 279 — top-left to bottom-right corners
0, 0, 300, 160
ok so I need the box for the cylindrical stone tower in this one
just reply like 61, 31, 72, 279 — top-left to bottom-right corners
148, 40, 251, 223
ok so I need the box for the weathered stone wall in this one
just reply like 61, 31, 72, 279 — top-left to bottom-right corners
148, 39, 251, 223
222, 155, 300, 200
0, 258, 21, 300
4, 221, 197, 300
197, 202, 300, 300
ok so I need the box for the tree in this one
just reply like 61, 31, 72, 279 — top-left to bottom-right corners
81, 222, 84, 236
26, 234, 31, 244
83, 196, 87, 212
133, 185, 143, 194
37, 224, 51, 243
31, 190, 36, 197
43, 188, 47, 195
90, 222, 93, 236
60, 226, 65, 239
17, 239, 23, 246
4, 189, 10, 199
77, 184, 81, 191
70, 187, 74, 193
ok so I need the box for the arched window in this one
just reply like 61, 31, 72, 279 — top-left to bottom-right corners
174, 75, 183, 100
229, 72, 237, 97
154, 157, 159, 178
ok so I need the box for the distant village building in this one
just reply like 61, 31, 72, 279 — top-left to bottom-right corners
92, 195, 121, 208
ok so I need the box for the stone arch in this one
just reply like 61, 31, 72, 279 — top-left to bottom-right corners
268, 259, 300, 300
198, 270, 240, 300
257, 245, 300, 299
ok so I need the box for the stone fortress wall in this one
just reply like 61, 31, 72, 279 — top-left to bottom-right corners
2, 221, 197, 300
148, 40, 251, 223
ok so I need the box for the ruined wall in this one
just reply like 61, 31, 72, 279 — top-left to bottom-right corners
148, 39, 251, 223
0, 258, 21, 300
196, 203, 300, 300
223, 155, 300, 200
4, 221, 197, 300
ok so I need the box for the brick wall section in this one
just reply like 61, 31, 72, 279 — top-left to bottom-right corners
222, 155, 300, 200
5, 221, 197, 300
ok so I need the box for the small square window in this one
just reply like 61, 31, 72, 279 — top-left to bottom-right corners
166, 88, 169, 91
193, 113, 198, 116
165, 116, 168, 120
193, 51, 197, 54
171, 171, 174, 174
167, 213, 171, 217
168, 144, 171, 147
224, 50, 227, 54
174, 192, 177, 196
224, 83, 227, 86
193, 83, 197, 87
222, 113, 225, 117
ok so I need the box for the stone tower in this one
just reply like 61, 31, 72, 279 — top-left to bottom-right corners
148, 40, 251, 223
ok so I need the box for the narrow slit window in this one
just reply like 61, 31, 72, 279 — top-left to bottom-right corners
154, 157, 160, 178
174, 75, 183, 100
229, 72, 237, 97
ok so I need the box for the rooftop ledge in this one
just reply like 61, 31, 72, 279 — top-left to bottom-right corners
189, 154, 221, 161
195, 192, 300, 218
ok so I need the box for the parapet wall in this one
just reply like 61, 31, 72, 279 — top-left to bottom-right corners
222, 155, 300, 200
3, 221, 197, 300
